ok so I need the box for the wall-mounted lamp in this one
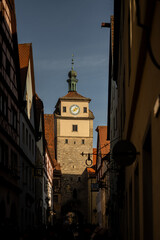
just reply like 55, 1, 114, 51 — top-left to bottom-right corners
86, 154, 93, 166
81, 140, 140, 168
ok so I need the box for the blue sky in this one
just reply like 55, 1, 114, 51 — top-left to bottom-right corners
15, 0, 114, 147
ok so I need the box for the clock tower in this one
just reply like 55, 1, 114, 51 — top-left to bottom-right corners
54, 59, 94, 222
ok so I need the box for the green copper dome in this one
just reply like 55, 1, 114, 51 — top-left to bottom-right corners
67, 55, 78, 92
68, 70, 77, 78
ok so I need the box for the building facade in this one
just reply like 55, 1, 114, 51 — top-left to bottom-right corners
34, 94, 46, 226
0, 0, 21, 232
107, 0, 160, 239
87, 148, 97, 225
44, 114, 61, 223
107, 15, 120, 236
18, 43, 36, 231
54, 63, 94, 223
96, 126, 110, 229
0, 0, 60, 232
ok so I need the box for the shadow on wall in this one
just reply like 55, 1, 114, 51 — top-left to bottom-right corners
60, 169, 88, 224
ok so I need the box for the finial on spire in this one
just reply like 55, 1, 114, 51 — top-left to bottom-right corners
71, 54, 74, 70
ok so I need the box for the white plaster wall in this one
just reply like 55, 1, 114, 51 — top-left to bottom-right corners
23, 60, 35, 128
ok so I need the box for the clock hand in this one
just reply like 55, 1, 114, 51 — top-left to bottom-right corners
73, 107, 78, 112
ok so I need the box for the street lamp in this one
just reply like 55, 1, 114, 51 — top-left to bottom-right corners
81, 140, 140, 168
85, 154, 92, 166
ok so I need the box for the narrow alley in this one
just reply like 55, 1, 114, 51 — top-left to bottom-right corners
1, 0, 160, 240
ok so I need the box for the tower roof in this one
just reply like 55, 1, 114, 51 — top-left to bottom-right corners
67, 55, 78, 92
54, 91, 91, 109
68, 69, 77, 78
62, 91, 91, 101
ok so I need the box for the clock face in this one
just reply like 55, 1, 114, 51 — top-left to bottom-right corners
70, 105, 80, 115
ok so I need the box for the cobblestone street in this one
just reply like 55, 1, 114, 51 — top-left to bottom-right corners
0, 223, 114, 240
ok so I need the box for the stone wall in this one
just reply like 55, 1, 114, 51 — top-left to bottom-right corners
57, 136, 93, 222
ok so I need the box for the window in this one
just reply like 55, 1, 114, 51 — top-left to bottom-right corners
29, 134, 31, 151
11, 150, 18, 177
32, 174, 35, 192
29, 168, 31, 190
32, 139, 34, 155
72, 125, 78, 132
63, 106, 66, 112
11, 106, 17, 130
26, 166, 28, 185
22, 123, 25, 144
83, 107, 87, 113
6, 58, 10, 77
0, 140, 8, 168
0, 89, 8, 119
65, 139, 68, 144
26, 129, 28, 146
82, 139, 85, 144
3, 96, 7, 118
3, 143, 8, 168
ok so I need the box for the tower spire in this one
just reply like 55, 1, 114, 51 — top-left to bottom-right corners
71, 54, 74, 70
67, 55, 78, 92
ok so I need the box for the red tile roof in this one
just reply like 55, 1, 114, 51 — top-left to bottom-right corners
55, 92, 91, 108
62, 91, 90, 100
18, 43, 35, 96
44, 114, 60, 170
44, 114, 55, 161
96, 126, 110, 157
18, 43, 31, 69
